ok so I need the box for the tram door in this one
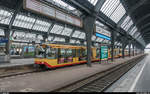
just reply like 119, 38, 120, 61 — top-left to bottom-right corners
78, 49, 87, 61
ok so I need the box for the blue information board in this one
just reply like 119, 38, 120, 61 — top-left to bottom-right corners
101, 46, 108, 60
96, 33, 111, 40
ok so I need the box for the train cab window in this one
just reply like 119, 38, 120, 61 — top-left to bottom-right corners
46, 47, 56, 59
35, 46, 45, 58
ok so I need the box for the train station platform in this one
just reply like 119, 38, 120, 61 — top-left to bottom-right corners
0, 58, 34, 68
0, 54, 145, 92
106, 54, 150, 92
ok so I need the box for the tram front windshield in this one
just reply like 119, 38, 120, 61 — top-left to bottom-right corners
36, 45, 56, 59
35, 45, 45, 58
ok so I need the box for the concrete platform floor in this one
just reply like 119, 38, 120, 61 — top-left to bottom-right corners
0, 55, 143, 92
0, 58, 34, 68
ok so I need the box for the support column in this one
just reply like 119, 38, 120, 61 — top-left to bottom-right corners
122, 42, 127, 58
133, 45, 135, 56
84, 16, 96, 67
129, 42, 131, 57
111, 30, 116, 61
4, 29, 10, 55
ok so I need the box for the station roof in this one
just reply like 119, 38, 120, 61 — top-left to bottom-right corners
0, 0, 149, 48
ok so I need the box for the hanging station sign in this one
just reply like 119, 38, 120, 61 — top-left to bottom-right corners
23, 0, 82, 27
96, 26, 111, 37
100, 46, 108, 60
95, 26, 111, 40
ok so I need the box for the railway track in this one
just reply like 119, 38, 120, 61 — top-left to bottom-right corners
53, 54, 146, 92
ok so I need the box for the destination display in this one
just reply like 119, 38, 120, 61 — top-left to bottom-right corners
23, 0, 82, 27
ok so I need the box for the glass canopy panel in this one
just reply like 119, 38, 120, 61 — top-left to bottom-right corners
94, 43, 99, 47
115, 42, 118, 45
70, 39, 76, 44
48, 36, 54, 41
25, 33, 36, 42
13, 31, 27, 42
95, 21, 105, 27
72, 30, 81, 38
100, 0, 120, 17
124, 20, 133, 31
117, 43, 120, 46
50, 24, 64, 34
110, 3, 126, 23
61, 27, 72, 36
129, 26, 137, 36
88, 0, 98, 6
13, 14, 36, 29
0, 9, 13, 25
96, 37, 103, 42
0, 29, 4, 36
37, 35, 43, 40
103, 39, 109, 43
92, 35, 96, 41
134, 32, 140, 39
33, 19, 51, 32
78, 32, 85, 39
121, 16, 131, 28
53, 37, 65, 42
76, 40, 80, 44
84, 41, 87, 45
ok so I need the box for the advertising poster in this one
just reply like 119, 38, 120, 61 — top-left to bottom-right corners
23, 46, 35, 57
101, 46, 108, 60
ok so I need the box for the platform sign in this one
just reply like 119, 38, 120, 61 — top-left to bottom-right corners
100, 46, 108, 60
23, 0, 82, 27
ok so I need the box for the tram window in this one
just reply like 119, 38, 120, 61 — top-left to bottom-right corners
66, 49, 72, 57
77, 49, 81, 57
79, 49, 87, 61
72, 49, 76, 57
66, 49, 73, 62
60, 49, 66, 58
82, 49, 87, 57
46, 47, 56, 59
58, 49, 66, 64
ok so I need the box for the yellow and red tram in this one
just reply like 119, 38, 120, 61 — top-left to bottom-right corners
34, 44, 130, 69
35, 44, 100, 69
